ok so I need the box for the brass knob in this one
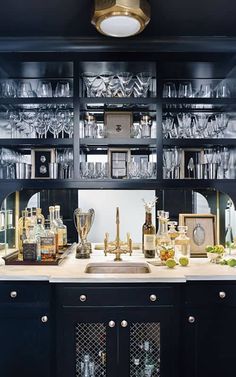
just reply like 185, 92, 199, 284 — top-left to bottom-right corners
10, 291, 17, 299
108, 321, 116, 328
41, 316, 48, 323
150, 294, 157, 302
219, 291, 226, 299
188, 316, 195, 324
121, 320, 128, 328
80, 295, 87, 302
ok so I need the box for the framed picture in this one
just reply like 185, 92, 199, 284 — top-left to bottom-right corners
104, 112, 133, 138
181, 148, 204, 179
179, 213, 216, 257
108, 148, 131, 179
31, 149, 56, 179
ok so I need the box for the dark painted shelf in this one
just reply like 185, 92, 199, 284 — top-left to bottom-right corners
0, 138, 73, 147
0, 178, 235, 192
162, 98, 236, 105
0, 97, 73, 105
79, 97, 157, 105
163, 139, 236, 147
80, 138, 157, 147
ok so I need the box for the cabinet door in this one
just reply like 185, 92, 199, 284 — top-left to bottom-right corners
0, 308, 51, 377
118, 307, 179, 377
184, 307, 236, 377
57, 308, 118, 377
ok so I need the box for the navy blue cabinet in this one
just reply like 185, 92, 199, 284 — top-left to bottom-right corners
183, 282, 236, 377
56, 284, 181, 377
0, 282, 52, 377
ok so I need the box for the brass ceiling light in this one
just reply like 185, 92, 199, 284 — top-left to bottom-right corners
92, 0, 151, 38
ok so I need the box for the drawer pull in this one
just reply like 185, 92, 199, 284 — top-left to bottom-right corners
10, 291, 17, 299
108, 321, 116, 328
219, 291, 226, 299
150, 294, 157, 302
188, 316, 195, 324
80, 295, 87, 302
41, 316, 48, 323
121, 320, 128, 328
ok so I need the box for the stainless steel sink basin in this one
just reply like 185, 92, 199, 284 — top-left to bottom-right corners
85, 262, 150, 274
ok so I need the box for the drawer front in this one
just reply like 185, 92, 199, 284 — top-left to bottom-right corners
185, 284, 236, 307
0, 282, 50, 305
57, 286, 175, 307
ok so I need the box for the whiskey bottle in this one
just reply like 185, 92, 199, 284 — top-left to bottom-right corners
54, 205, 67, 248
23, 225, 37, 261
143, 211, 156, 258
40, 220, 56, 260
36, 207, 45, 225
49, 206, 58, 252
34, 218, 45, 261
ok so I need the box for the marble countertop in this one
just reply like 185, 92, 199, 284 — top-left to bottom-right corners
0, 246, 236, 283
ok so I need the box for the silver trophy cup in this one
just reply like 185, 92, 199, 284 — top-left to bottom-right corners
74, 208, 95, 259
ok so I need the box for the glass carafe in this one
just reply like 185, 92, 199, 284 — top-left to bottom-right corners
175, 226, 190, 258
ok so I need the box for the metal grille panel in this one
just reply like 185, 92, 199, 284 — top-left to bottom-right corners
75, 323, 106, 376
130, 322, 160, 377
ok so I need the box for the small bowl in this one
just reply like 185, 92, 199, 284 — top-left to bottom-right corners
207, 252, 223, 264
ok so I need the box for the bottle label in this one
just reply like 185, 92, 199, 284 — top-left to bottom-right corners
58, 229, 64, 247
23, 243, 37, 261
41, 236, 55, 255
144, 235, 156, 250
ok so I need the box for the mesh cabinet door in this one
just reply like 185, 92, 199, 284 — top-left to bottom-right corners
130, 322, 161, 377
75, 322, 107, 376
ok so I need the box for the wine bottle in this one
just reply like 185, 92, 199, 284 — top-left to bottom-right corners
143, 211, 156, 258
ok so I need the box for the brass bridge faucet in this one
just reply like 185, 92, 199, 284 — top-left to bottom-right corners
104, 207, 132, 261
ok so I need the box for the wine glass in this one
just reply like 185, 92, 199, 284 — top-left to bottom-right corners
136, 72, 152, 97
81, 72, 96, 97
117, 72, 133, 97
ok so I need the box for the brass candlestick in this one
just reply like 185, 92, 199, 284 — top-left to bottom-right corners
104, 207, 132, 261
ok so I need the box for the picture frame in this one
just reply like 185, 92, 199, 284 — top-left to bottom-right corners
104, 112, 133, 138
31, 148, 56, 179
179, 213, 216, 257
108, 148, 131, 179
181, 148, 204, 179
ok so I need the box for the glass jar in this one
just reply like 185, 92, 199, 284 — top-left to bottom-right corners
140, 115, 152, 138
175, 226, 190, 258
168, 221, 178, 246
84, 114, 96, 138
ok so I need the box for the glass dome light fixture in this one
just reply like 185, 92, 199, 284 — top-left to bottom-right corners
92, 0, 151, 38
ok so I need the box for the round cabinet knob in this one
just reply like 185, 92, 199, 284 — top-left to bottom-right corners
41, 316, 48, 323
121, 320, 128, 328
219, 291, 226, 299
10, 291, 17, 299
188, 316, 195, 324
150, 294, 157, 302
108, 321, 116, 328
80, 295, 87, 302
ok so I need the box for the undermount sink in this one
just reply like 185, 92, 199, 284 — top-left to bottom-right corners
85, 262, 151, 274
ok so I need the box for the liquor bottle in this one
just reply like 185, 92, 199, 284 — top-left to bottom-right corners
175, 226, 190, 258
49, 206, 58, 252
36, 207, 45, 225
225, 224, 234, 255
34, 218, 45, 261
40, 220, 56, 260
18, 209, 31, 253
143, 211, 156, 258
156, 210, 165, 246
23, 225, 37, 261
54, 205, 67, 248
168, 221, 178, 245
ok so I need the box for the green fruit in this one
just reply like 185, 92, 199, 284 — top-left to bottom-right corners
220, 259, 228, 265
166, 258, 177, 269
227, 259, 236, 267
179, 257, 189, 267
